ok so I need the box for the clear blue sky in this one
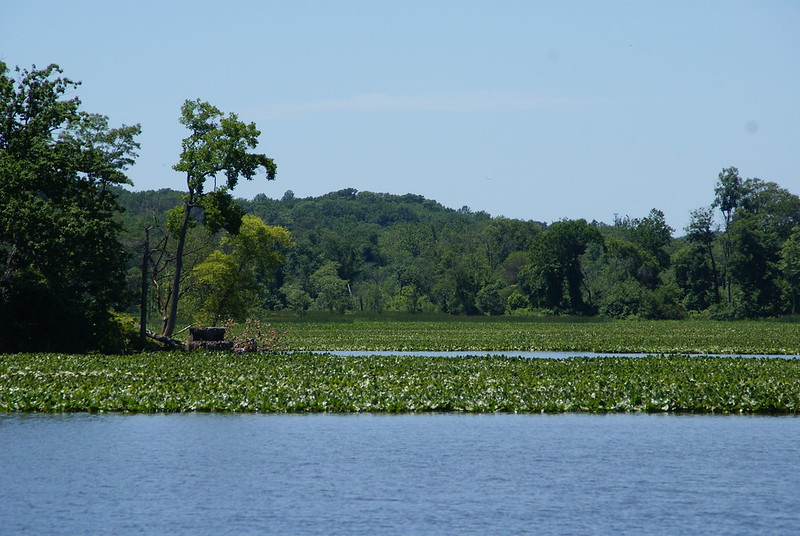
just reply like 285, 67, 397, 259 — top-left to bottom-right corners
3, 0, 798, 231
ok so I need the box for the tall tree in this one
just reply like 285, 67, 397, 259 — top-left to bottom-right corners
781, 227, 800, 315
728, 212, 781, 316
631, 208, 674, 269
0, 62, 140, 351
685, 206, 720, 304
713, 166, 746, 303
162, 99, 276, 337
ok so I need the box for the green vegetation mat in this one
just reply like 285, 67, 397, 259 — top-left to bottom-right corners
278, 318, 800, 355
2, 352, 799, 414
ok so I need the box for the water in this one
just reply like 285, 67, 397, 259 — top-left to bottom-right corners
316, 350, 799, 359
1, 413, 799, 535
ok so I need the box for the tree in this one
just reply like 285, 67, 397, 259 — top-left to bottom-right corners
282, 282, 312, 315
476, 281, 505, 315
631, 208, 673, 269
728, 212, 781, 317
521, 219, 603, 314
716, 176, 800, 317
309, 261, 350, 312
713, 167, 746, 303
673, 245, 717, 312
192, 215, 291, 324
162, 99, 276, 337
685, 207, 720, 304
0, 62, 140, 351
780, 227, 800, 315
583, 237, 659, 317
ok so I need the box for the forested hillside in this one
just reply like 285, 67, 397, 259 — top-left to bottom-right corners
4, 62, 799, 354
117, 168, 800, 323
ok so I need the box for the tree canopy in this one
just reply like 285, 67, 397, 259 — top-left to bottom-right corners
160, 99, 277, 337
0, 62, 140, 351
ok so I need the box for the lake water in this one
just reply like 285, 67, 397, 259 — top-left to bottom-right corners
316, 350, 799, 359
1, 413, 799, 535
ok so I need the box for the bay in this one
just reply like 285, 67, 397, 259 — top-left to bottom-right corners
1, 413, 799, 535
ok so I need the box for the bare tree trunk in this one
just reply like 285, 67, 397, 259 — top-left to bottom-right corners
139, 227, 150, 345
145, 329, 182, 348
162, 197, 192, 337
707, 243, 721, 304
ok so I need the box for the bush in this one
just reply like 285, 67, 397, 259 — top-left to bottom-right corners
97, 312, 143, 354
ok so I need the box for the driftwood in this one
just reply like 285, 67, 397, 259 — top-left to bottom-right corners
145, 326, 241, 351
145, 329, 183, 348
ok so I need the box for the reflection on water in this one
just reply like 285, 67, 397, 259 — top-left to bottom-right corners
1, 413, 799, 535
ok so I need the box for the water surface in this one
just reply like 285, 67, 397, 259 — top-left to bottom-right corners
1, 413, 798, 535
317, 350, 799, 359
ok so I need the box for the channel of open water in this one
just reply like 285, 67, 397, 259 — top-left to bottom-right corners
2, 412, 799, 535
315, 350, 799, 359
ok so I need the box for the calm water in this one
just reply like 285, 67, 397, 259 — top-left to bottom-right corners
1, 413, 799, 535
318, 350, 799, 359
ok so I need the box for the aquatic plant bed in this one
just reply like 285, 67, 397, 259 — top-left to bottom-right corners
278, 318, 800, 354
2, 352, 799, 414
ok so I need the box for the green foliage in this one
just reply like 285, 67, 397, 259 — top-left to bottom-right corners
96, 312, 143, 354
120, 164, 800, 322
476, 281, 506, 315
281, 283, 313, 315
521, 219, 603, 314
279, 318, 800, 355
0, 62, 140, 351
673, 245, 717, 311
630, 208, 674, 268
781, 227, 800, 314
2, 352, 799, 414
309, 261, 351, 313
192, 215, 291, 324
161, 99, 276, 337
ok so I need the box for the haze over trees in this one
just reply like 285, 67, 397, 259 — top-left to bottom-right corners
3, 61, 800, 353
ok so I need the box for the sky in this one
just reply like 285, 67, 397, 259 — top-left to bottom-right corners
2, 0, 799, 232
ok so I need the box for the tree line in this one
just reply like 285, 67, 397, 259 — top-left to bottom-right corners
118, 172, 800, 325
3, 62, 800, 352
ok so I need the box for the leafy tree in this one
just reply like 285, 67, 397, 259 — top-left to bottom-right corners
281, 282, 313, 315
728, 212, 781, 317
780, 227, 800, 314
713, 167, 746, 303
309, 261, 350, 312
717, 176, 800, 316
0, 62, 140, 351
631, 208, 673, 269
672, 245, 717, 312
476, 281, 506, 315
521, 219, 603, 314
192, 215, 291, 324
583, 238, 659, 317
162, 99, 276, 336
685, 206, 720, 304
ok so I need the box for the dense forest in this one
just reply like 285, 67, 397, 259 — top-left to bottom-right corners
116, 170, 800, 326
3, 62, 800, 352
